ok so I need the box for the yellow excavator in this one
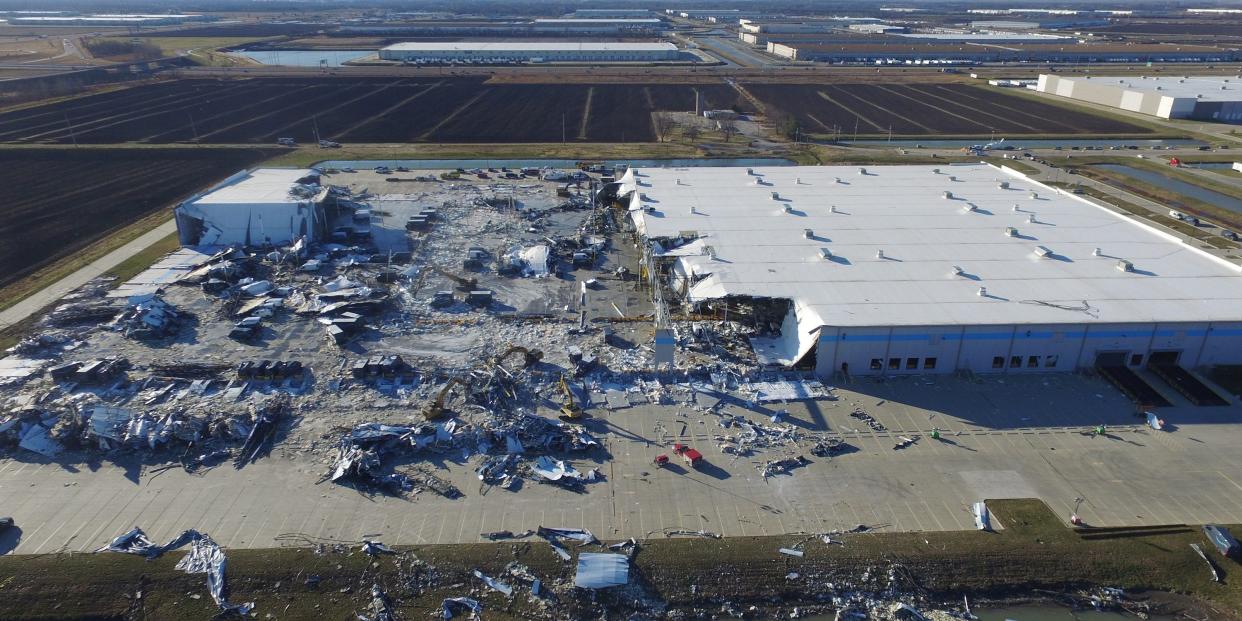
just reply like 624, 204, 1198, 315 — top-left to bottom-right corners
558, 374, 586, 421
423, 376, 469, 421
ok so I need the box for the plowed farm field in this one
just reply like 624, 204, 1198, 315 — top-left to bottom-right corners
742, 82, 1152, 137
0, 77, 1146, 145
0, 148, 273, 287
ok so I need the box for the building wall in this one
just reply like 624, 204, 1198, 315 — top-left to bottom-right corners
1039, 75, 1242, 121
813, 321, 1242, 378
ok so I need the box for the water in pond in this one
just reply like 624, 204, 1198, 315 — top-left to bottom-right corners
235, 49, 374, 67
316, 157, 795, 170
1095, 163, 1242, 216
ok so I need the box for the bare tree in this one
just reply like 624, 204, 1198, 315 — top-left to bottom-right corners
718, 118, 738, 142
652, 112, 674, 143
684, 123, 701, 141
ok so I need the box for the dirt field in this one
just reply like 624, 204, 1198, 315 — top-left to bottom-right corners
743, 83, 1153, 137
0, 148, 273, 288
0, 77, 1151, 144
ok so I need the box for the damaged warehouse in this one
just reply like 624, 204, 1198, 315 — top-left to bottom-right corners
615, 163, 1242, 378
174, 168, 334, 247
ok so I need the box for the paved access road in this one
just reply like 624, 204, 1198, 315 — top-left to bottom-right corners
1, 373, 1239, 554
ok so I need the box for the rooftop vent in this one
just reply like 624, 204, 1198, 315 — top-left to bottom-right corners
998, 181, 1009, 189
1034, 245, 1053, 258
977, 286, 988, 297
951, 265, 965, 277
804, 228, 814, 239
943, 190, 954, 199
819, 247, 833, 260
1117, 259, 1134, 272
1005, 226, 1018, 237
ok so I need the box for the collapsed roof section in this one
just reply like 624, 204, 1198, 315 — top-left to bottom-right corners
175, 168, 331, 247
620, 163, 1242, 367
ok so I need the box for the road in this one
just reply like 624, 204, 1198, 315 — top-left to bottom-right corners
0, 220, 176, 331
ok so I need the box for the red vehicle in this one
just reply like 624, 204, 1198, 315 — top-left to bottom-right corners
653, 454, 670, 467
673, 443, 703, 468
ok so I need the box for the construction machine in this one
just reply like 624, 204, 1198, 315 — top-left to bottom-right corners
423, 377, 470, 421
557, 374, 586, 421
433, 266, 478, 292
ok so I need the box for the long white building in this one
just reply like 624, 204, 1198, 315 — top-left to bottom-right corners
378, 42, 680, 63
1037, 74, 1242, 122
619, 163, 1242, 377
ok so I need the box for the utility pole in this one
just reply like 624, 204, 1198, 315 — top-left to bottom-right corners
562, 113, 566, 143
63, 112, 77, 147
188, 111, 199, 145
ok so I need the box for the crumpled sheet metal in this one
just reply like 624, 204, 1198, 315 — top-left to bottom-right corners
574, 553, 630, 589
97, 527, 254, 614
441, 596, 482, 619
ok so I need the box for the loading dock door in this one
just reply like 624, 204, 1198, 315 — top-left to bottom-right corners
1095, 351, 1127, 367
1148, 351, 1180, 366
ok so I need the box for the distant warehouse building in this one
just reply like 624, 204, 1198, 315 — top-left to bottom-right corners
530, 18, 663, 35
10, 13, 209, 26
1037, 75, 1242, 122
613, 163, 1242, 377
379, 42, 681, 63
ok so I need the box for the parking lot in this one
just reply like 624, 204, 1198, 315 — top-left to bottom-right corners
2, 371, 1240, 555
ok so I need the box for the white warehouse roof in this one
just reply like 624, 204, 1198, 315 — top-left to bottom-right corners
1062, 75, 1242, 103
382, 42, 676, 53
623, 163, 1242, 360
188, 168, 320, 205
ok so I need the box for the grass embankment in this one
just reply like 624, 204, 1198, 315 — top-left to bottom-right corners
1050, 156, 1242, 233
1043, 181, 1237, 251
0, 210, 172, 316
0, 500, 1238, 620
263, 142, 708, 167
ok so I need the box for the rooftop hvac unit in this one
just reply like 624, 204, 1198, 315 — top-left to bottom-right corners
1012, 203, 1020, 212
771, 191, 780, 200
943, 190, 953, 199
1034, 245, 1053, 258
819, 247, 833, 260
804, 228, 813, 239
1117, 259, 1134, 272
688, 205, 696, 215
1092, 247, 1102, 256
948, 175, 957, 182
876, 249, 886, 259
783, 204, 793, 213
951, 265, 965, 277
998, 181, 1009, 189
796, 177, 802, 185
977, 286, 988, 297
1029, 191, 1038, 199
1028, 213, 1037, 223
932, 168, 941, 174
1005, 226, 1018, 237
829, 205, 840, 214
964, 203, 977, 212
746, 168, 754, 175
858, 167, 867, 175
